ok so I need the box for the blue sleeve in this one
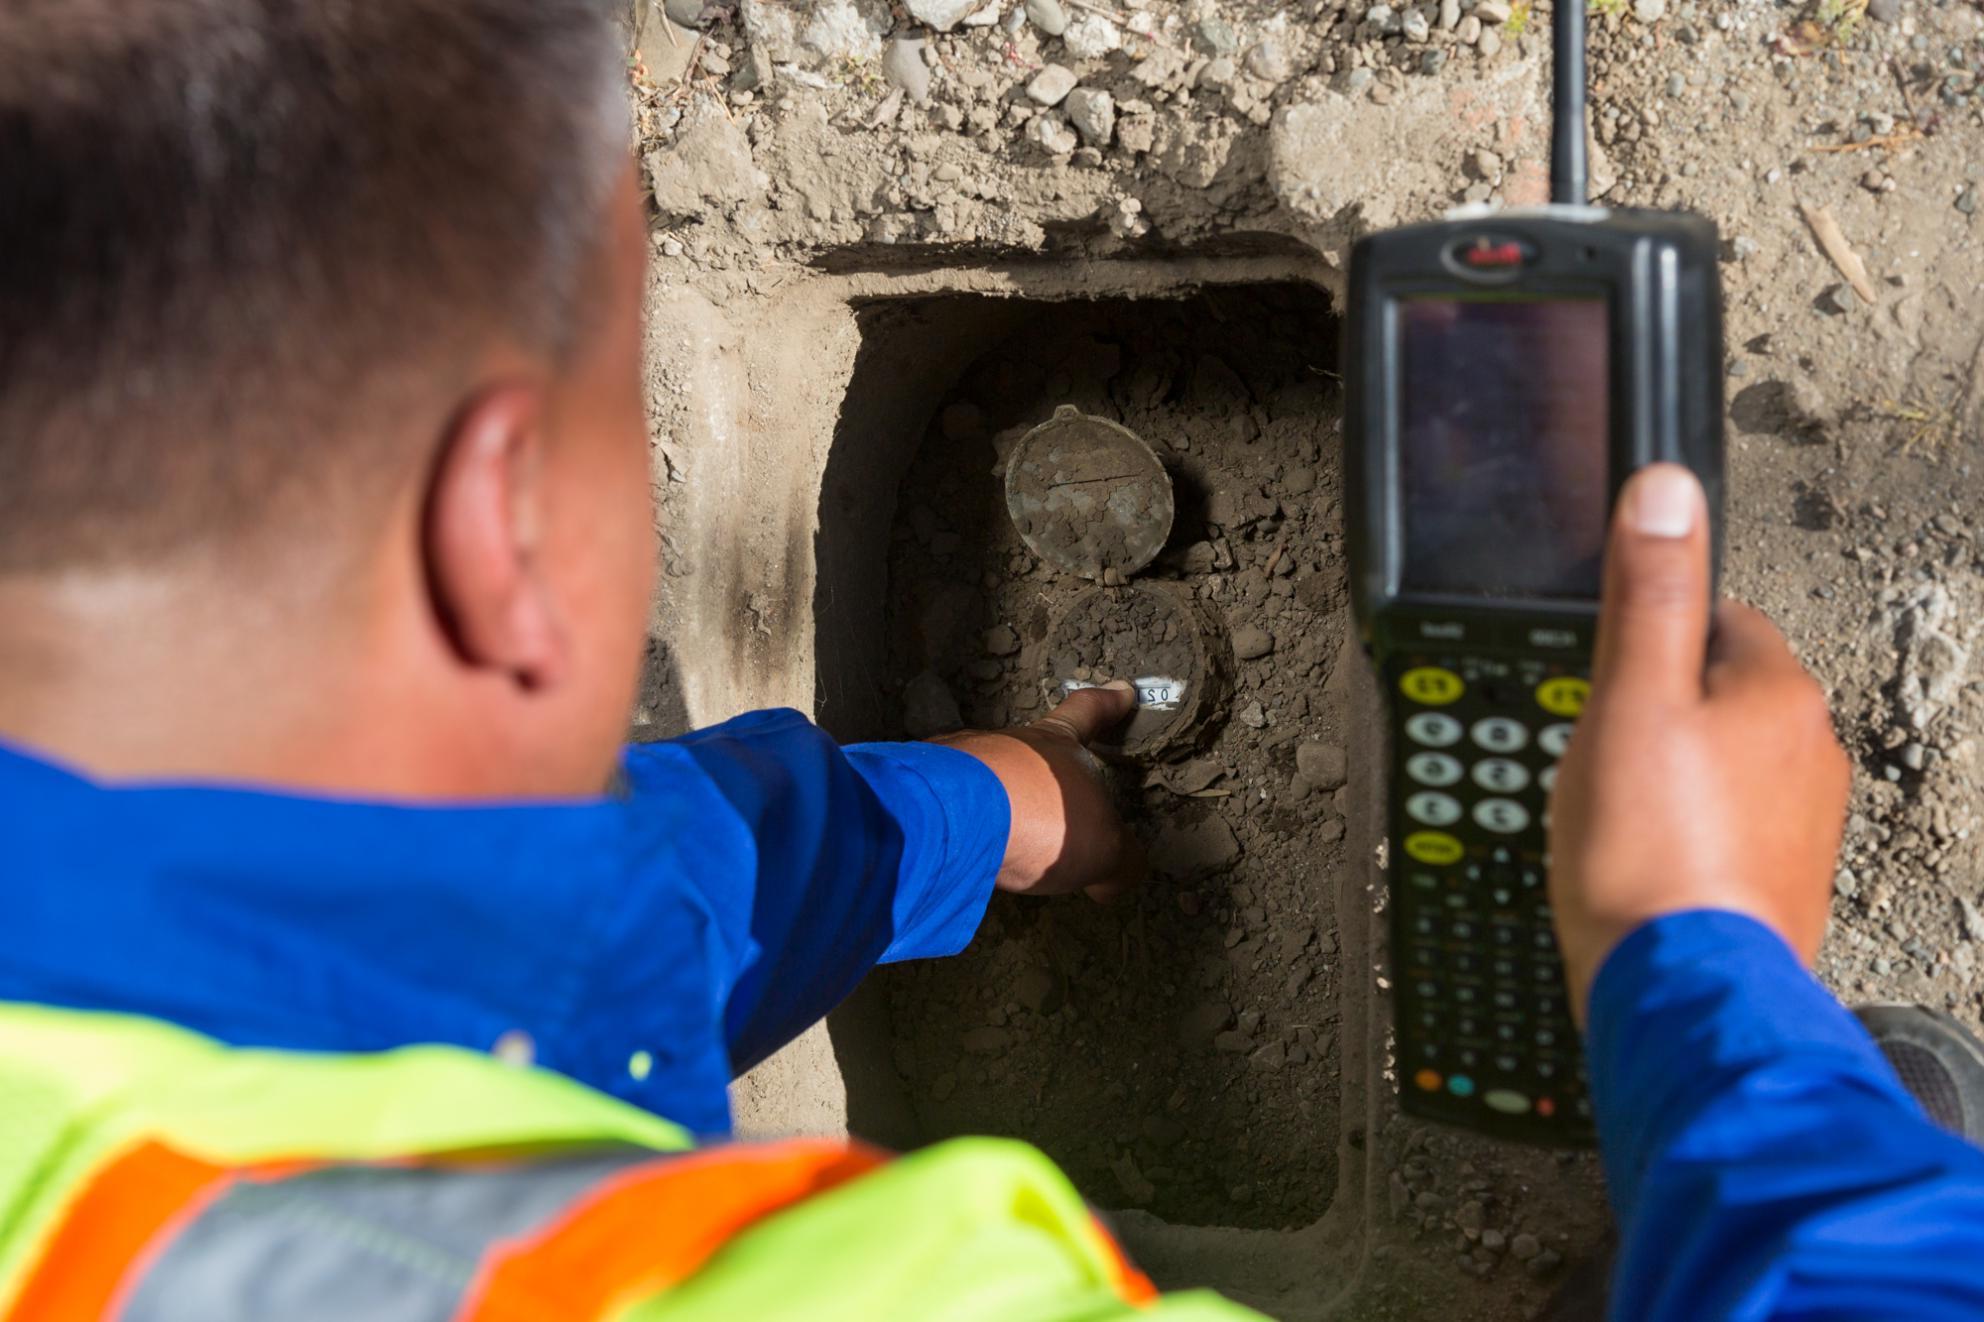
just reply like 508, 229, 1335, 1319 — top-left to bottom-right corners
1589, 910, 1984, 1320
618, 709, 1009, 1078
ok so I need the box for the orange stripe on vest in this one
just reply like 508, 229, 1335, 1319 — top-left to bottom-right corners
7, 1142, 231, 1322
455, 1139, 887, 1321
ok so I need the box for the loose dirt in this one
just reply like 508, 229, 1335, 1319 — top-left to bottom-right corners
878, 284, 1350, 1229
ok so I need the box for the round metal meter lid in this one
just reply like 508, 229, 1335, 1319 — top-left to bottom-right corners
1004, 405, 1175, 583
1042, 582, 1232, 760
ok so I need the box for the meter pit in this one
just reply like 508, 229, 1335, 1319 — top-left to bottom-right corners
831, 280, 1355, 1232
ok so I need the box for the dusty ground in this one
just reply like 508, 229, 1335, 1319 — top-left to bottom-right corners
634, 0, 1984, 1314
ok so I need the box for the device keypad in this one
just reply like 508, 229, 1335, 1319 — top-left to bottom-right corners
1391, 652, 1594, 1141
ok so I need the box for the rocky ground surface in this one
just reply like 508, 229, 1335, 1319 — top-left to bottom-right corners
637, 0, 1984, 1314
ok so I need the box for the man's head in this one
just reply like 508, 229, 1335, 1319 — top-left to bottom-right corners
0, 0, 654, 797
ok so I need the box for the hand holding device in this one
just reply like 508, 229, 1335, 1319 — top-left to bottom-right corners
1548, 465, 1851, 1022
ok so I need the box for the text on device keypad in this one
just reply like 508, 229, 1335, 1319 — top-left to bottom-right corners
1385, 650, 1595, 1140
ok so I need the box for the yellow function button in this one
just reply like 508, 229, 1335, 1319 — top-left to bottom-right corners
1399, 666, 1465, 706
1535, 676, 1591, 718
1404, 831, 1464, 866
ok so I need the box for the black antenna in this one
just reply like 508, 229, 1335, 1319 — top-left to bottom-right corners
1550, 0, 1588, 205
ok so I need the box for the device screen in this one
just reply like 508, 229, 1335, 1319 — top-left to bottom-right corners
1396, 296, 1610, 599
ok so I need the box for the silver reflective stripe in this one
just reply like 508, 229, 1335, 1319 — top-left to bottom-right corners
120, 1146, 660, 1322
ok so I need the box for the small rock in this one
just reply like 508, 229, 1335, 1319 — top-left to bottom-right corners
1960, 896, 1984, 943
1481, 1228, 1507, 1252
1900, 741, 1928, 771
1457, 1200, 1486, 1235
1464, 147, 1504, 181
1111, 1151, 1157, 1205
1457, 14, 1481, 41
1510, 1233, 1542, 1260
1868, 0, 1903, 21
1238, 700, 1268, 729
1194, 14, 1239, 53
1160, 758, 1226, 795
882, 37, 932, 104
1014, 966, 1059, 1014
962, 1026, 1012, 1054
1296, 741, 1349, 789
1401, 8, 1431, 41
1250, 1040, 1287, 1069
1365, 3, 1401, 33
1958, 187, 1979, 216
1026, 64, 1079, 105
1478, 27, 1501, 55
983, 623, 1020, 656
1062, 12, 1122, 57
1025, 0, 1069, 35
1154, 815, 1244, 877
1440, 0, 1461, 27
734, 43, 776, 90
1632, 0, 1666, 21
1064, 87, 1116, 145
906, 0, 981, 30
1025, 111, 1078, 156
902, 670, 963, 737
664, 0, 708, 27
1245, 39, 1291, 82
1213, 1028, 1253, 1053
1198, 56, 1238, 90
1232, 625, 1275, 660
1474, 0, 1512, 22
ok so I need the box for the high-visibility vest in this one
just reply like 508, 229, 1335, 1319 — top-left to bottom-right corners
0, 1002, 1260, 1321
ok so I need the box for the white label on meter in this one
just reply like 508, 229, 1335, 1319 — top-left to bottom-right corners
1061, 676, 1189, 711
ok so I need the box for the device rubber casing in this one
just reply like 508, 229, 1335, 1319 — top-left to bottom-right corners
1344, 205, 1726, 1144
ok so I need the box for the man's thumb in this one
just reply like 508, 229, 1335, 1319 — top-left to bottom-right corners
1034, 680, 1136, 746
1592, 464, 1712, 705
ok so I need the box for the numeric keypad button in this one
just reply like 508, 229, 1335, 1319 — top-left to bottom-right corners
1407, 752, 1464, 787
1406, 712, 1463, 747
1470, 717, 1529, 754
1472, 758, 1531, 793
1539, 722, 1575, 757
1472, 797, 1531, 834
1407, 791, 1463, 826
1539, 765, 1558, 794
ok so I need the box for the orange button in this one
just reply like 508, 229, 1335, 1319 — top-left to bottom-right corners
1413, 1068, 1442, 1093
1535, 1097, 1556, 1118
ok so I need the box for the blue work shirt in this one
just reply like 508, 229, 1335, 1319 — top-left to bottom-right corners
0, 708, 1009, 1136
9, 712, 1984, 1317
1591, 909, 1984, 1318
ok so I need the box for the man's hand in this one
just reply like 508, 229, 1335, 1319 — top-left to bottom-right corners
1548, 464, 1851, 1022
937, 682, 1146, 902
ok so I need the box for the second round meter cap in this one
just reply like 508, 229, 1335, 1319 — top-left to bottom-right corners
1004, 405, 1175, 583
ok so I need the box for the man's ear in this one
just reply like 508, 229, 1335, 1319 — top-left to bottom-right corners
424, 383, 568, 691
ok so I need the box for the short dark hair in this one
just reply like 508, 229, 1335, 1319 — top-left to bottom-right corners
0, 0, 628, 571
